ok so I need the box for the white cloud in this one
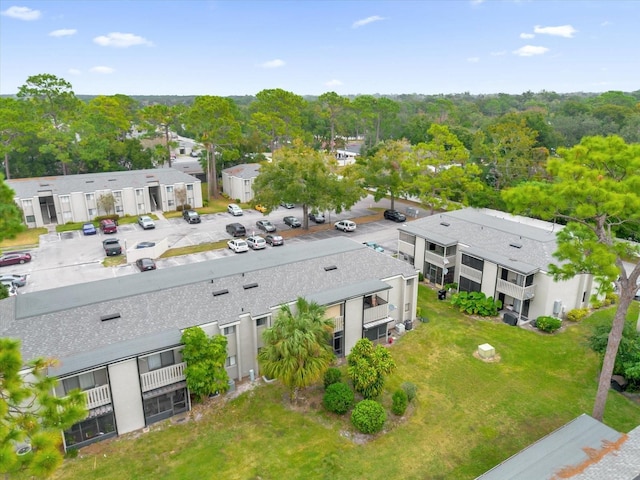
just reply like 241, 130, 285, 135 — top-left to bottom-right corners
533, 25, 577, 38
49, 29, 77, 37
520, 33, 535, 39
260, 59, 285, 68
513, 45, 549, 57
325, 79, 343, 87
352, 15, 384, 28
467, 57, 480, 63
90, 66, 115, 74
68, 68, 81, 75
93, 32, 153, 48
1, 5, 41, 20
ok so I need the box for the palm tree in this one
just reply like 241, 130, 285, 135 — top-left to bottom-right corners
258, 297, 335, 401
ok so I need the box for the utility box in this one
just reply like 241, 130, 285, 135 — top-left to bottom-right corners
396, 323, 406, 334
478, 343, 496, 359
438, 289, 447, 300
503, 312, 518, 326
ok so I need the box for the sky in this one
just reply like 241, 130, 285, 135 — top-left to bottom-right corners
1, 0, 639, 97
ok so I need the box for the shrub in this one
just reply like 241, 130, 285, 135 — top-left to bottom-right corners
418, 272, 424, 282
401, 381, 417, 402
351, 400, 386, 434
536, 316, 562, 333
323, 382, 355, 415
95, 214, 120, 223
176, 204, 192, 212
450, 291, 502, 316
605, 292, 618, 306
591, 299, 603, 309
323, 367, 342, 388
392, 389, 408, 416
566, 308, 589, 322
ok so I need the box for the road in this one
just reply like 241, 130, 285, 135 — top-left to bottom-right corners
4, 195, 424, 294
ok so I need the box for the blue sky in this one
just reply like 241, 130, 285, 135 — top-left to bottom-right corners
1, 0, 638, 96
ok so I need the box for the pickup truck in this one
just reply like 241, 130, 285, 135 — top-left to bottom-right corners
103, 238, 122, 256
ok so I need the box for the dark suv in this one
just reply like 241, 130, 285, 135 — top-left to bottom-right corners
226, 223, 246, 237
183, 210, 201, 224
384, 209, 407, 223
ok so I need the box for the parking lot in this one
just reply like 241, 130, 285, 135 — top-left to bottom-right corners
3, 196, 423, 294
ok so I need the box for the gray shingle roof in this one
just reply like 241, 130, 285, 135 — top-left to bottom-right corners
1, 237, 417, 374
222, 163, 260, 179
400, 208, 561, 274
476, 414, 637, 480
6, 168, 199, 198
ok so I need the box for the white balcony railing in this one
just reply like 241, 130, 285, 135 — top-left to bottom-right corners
424, 251, 456, 268
496, 279, 536, 300
333, 315, 344, 333
140, 362, 186, 393
83, 384, 111, 410
363, 304, 389, 324
459, 264, 482, 283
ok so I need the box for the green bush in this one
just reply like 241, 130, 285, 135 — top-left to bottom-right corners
450, 291, 502, 316
418, 272, 424, 282
591, 299, 603, 309
566, 308, 589, 322
536, 316, 562, 333
401, 381, 417, 402
605, 292, 618, 306
95, 214, 120, 223
323, 367, 342, 389
351, 400, 386, 434
392, 389, 408, 416
323, 382, 355, 415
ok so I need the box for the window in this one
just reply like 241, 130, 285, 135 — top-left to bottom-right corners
60, 195, 70, 204
405, 303, 410, 312
147, 350, 175, 371
256, 317, 267, 327
226, 356, 236, 367
88, 208, 97, 217
399, 232, 415, 245
22, 199, 32, 207
166, 186, 174, 193
64, 412, 116, 447
223, 326, 236, 336
427, 242, 445, 256
85, 193, 95, 202
462, 254, 484, 271
459, 276, 481, 293
136, 188, 143, 197
333, 331, 344, 357
115, 205, 123, 213
138, 203, 145, 211
186, 184, 194, 191
168, 200, 175, 207
113, 191, 122, 201
62, 369, 107, 394
26, 215, 35, 223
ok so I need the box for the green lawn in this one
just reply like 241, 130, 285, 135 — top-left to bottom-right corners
0, 228, 47, 249
51, 287, 640, 480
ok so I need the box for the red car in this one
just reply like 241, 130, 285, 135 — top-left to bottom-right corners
0, 252, 32, 267
100, 219, 118, 234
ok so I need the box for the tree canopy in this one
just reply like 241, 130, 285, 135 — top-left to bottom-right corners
0, 174, 24, 241
180, 327, 230, 402
347, 338, 396, 399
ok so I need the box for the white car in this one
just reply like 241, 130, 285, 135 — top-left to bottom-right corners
246, 235, 267, 250
137, 215, 156, 230
335, 220, 356, 232
227, 239, 249, 253
227, 204, 243, 216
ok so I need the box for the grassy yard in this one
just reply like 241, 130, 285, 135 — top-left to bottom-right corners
0, 228, 47, 250
51, 287, 640, 480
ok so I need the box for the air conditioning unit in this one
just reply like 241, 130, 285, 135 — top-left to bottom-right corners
396, 323, 406, 334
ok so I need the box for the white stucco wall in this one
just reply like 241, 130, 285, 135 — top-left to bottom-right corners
108, 359, 145, 434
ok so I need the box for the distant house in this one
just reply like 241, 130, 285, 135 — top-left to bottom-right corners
0, 237, 418, 451
397, 208, 599, 323
7, 168, 202, 228
221, 163, 261, 203
476, 414, 640, 479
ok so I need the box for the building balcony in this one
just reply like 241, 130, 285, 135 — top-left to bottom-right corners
496, 278, 536, 300
424, 251, 456, 268
459, 264, 482, 283
82, 384, 111, 410
363, 304, 390, 324
140, 362, 186, 393
333, 315, 344, 333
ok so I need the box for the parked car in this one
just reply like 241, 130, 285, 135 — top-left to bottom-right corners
99, 219, 118, 234
227, 204, 244, 216
135, 242, 156, 249
137, 215, 156, 230
280, 202, 294, 209
0, 273, 27, 287
136, 258, 157, 271
284, 216, 301, 228
246, 235, 267, 250
102, 238, 122, 256
228, 238, 249, 253
256, 219, 276, 233
0, 281, 18, 297
265, 234, 284, 246
335, 220, 356, 232
183, 209, 201, 224
308, 212, 325, 224
364, 241, 384, 252
0, 252, 31, 267
384, 209, 407, 223
254, 204, 268, 213
226, 223, 246, 237
82, 222, 97, 235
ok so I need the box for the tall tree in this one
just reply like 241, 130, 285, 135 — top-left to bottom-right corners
317, 92, 350, 152
0, 175, 24, 241
252, 140, 363, 229
0, 339, 87, 478
258, 297, 335, 401
355, 139, 413, 210
180, 327, 229, 402
17, 74, 81, 175
502, 135, 640, 421
140, 103, 181, 168
0, 98, 36, 179
347, 338, 396, 399
249, 88, 307, 152
185, 96, 242, 199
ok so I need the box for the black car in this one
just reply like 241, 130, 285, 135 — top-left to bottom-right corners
136, 258, 157, 271
283, 216, 301, 228
256, 219, 276, 233
308, 212, 325, 224
226, 223, 246, 237
183, 210, 201, 224
384, 209, 407, 222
